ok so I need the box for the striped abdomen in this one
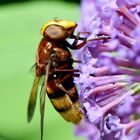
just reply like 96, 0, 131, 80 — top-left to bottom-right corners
46, 69, 83, 124
36, 38, 83, 123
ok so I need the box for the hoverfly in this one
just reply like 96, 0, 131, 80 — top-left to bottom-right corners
27, 19, 109, 140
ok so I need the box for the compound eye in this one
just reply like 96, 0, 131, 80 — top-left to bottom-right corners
45, 25, 67, 40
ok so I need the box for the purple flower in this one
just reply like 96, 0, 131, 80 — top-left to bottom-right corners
74, 0, 140, 140
75, 121, 101, 140
105, 114, 140, 139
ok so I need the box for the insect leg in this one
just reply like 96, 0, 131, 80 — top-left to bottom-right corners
55, 73, 72, 93
73, 60, 82, 63
73, 74, 80, 77
55, 74, 79, 102
57, 84, 71, 95
68, 33, 110, 50
87, 35, 111, 42
73, 35, 110, 49
70, 32, 90, 42
54, 69, 80, 73
54, 63, 81, 72
54, 60, 81, 69
57, 73, 72, 84
71, 32, 82, 46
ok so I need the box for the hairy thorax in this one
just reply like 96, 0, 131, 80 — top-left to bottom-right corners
36, 38, 72, 77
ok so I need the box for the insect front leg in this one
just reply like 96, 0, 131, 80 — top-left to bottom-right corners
70, 32, 87, 46
69, 32, 87, 50
68, 32, 111, 50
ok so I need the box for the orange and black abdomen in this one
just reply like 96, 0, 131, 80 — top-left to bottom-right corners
46, 64, 83, 124
36, 38, 83, 124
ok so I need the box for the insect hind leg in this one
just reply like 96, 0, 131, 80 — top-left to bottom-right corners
55, 73, 73, 95
57, 84, 70, 95
54, 73, 78, 101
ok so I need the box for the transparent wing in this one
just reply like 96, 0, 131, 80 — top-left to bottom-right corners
27, 76, 40, 122
40, 59, 51, 140
40, 86, 46, 140
29, 64, 36, 76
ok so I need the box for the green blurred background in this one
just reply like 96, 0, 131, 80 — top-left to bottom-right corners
0, 0, 84, 140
